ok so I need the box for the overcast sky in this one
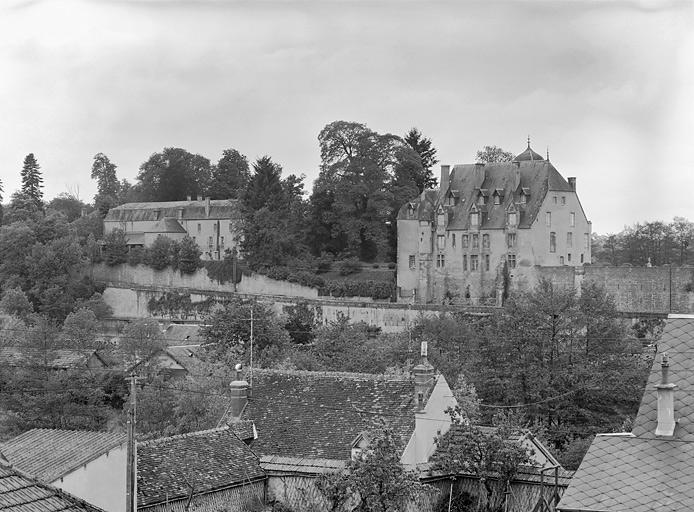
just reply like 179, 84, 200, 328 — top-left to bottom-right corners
1, 0, 692, 234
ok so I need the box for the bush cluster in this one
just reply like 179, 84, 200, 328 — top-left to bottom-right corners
319, 279, 393, 300
102, 231, 201, 275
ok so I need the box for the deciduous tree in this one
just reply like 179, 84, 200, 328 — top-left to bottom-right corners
475, 145, 514, 164
91, 153, 122, 215
137, 148, 212, 202
209, 149, 250, 199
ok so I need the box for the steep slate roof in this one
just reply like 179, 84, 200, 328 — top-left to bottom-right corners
0, 347, 102, 370
0, 464, 105, 512
242, 369, 423, 460
104, 199, 241, 222
137, 426, 265, 508
147, 217, 187, 234
558, 317, 694, 512
1, 429, 126, 483
397, 151, 573, 230
513, 145, 545, 162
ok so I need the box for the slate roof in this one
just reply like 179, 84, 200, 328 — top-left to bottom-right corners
147, 217, 187, 234
229, 420, 257, 442
0, 348, 102, 370
1, 429, 126, 483
137, 426, 265, 508
104, 199, 241, 222
163, 324, 204, 345
558, 317, 694, 512
242, 369, 424, 460
397, 154, 573, 230
513, 145, 545, 162
0, 464, 105, 512
260, 456, 346, 475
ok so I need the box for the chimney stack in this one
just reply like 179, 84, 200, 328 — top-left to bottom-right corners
197, 195, 203, 201
655, 353, 677, 437
568, 177, 576, 191
412, 341, 435, 412
228, 364, 249, 423
440, 165, 450, 196
186, 195, 192, 201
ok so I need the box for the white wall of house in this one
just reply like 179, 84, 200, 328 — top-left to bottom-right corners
52, 444, 127, 512
401, 374, 457, 467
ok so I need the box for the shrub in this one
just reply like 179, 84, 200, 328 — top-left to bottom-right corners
178, 236, 202, 274
319, 279, 394, 300
315, 252, 334, 274
338, 257, 361, 276
146, 235, 177, 271
387, 262, 396, 269
372, 263, 380, 269
102, 229, 128, 266
127, 246, 145, 266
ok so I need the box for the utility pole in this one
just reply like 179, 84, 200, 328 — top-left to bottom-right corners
249, 307, 254, 391
125, 373, 143, 512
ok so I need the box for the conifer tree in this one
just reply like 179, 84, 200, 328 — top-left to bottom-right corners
20, 153, 44, 206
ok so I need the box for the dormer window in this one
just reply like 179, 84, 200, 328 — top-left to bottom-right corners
437, 208, 445, 227
519, 187, 530, 205
508, 212, 517, 226
476, 188, 489, 206
470, 211, 479, 227
493, 188, 504, 205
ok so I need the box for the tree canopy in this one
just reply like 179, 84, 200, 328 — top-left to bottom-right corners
475, 145, 514, 164
136, 147, 212, 202
20, 153, 44, 207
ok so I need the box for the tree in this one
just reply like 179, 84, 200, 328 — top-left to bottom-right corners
4, 191, 43, 224
403, 127, 438, 190
242, 156, 285, 212
0, 177, 4, 225
146, 235, 178, 271
209, 149, 250, 199
178, 235, 202, 274
0, 288, 34, 320
48, 193, 89, 222
120, 318, 166, 361
20, 153, 44, 207
317, 424, 432, 512
284, 301, 316, 345
475, 146, 514, 164
91, 153, 121, 215
102, 229, 128, 266
75, 292, 113, 320
201, 298, 290, 367
136, 148, 212, 202
61, 308, 100, 348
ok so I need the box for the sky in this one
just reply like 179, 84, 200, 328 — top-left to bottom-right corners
1, 0, 693, 234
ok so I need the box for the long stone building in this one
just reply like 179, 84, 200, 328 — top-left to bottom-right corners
103, 196, 242, 260
397, 142, 591, 304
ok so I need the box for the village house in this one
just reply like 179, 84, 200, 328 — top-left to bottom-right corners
0, 462, 106, 512
103, 197, 241, 260
397, 141, 591, 304
558, 315, 694, 511
137, 426, 266, 512
0, 429, 127, 512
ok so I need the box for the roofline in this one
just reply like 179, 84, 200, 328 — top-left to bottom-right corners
138, 426, 230, 448
251, 368, 413, 382
667, 314, 694, 319
138, 474, 267, 509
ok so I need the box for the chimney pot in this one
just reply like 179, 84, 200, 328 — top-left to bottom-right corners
228, 374, 249, 423
568, 177, 576, 191
655, 352, 677, 437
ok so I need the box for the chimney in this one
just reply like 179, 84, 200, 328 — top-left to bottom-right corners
197, 195, 203, 201
228, 364, 249, 422
205, 196, 211, 218
412, 341, 435, 412
80, 207, 88, 217
153, 209, 161, 220
655, 353, 677, 437
568, 177, 576, 191
440, 165, 450, 196
177, 207, 184, 220
186, 195, 192, 201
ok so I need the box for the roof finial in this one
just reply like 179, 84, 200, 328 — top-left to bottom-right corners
527, 135, 531, 148
546, 147, 550, 162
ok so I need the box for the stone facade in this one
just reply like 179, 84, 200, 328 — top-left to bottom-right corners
397, 143, 592, 304
103, 197, 242, 260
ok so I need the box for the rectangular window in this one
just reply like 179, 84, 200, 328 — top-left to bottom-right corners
472, 234, 479, 248
567, 232, 573, 248
546, 212, 551, 227
561, 196, 566, 205
437, 235, 445, 250
197, 223, 202, 233
462, 235, 469, 248
568, 253, 572, 262
584, 233, 590, 249
570, 212, 575, 227
470, 255, 479, 271
507, 233, 516, 248
484, 254, 490, 271
220, 236, 225, 248
580, 253, 584, 263
213, 223, 218, 232
436, 254, 445, 268
553, 196, 558, 204
520, 194, 527, 204
452, 234, 456, 248
560, 256, 565, 265
192, 236, 196, 242
463, 255, 468, 271
494, 195, 500, 205
408, 254, 416, 270
550, 232, 556, 253
208, 236, 213, 248
482, 234, 490, 249
508, 212, 517, 226
470, 212, 479, 227
507, 254, 516, 268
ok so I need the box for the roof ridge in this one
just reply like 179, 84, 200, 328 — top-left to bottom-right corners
251, 368, 413, 381
138, 426, 230, 447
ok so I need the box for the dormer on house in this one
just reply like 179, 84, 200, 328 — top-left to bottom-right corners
519, 187, 530, 205
476, 188, 489, 206
493, 188, 504, 205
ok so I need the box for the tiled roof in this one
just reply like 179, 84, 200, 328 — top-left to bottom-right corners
1, 429, 126, 483
229, 420, 256, 442
104, 199, 241, 222
0, 464, 105, 512
0, 347, 100, 370
632, 317, 694, 441
259, 456, 346, 475
397, 160, 573, 230
513, 145, 545, 162
137, 426, 265, 508
242, 369, 422, 460
558, 318, 694, 512
557, 434, 694, 511
162, 324, 203, 345
147, 217, 187, 234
